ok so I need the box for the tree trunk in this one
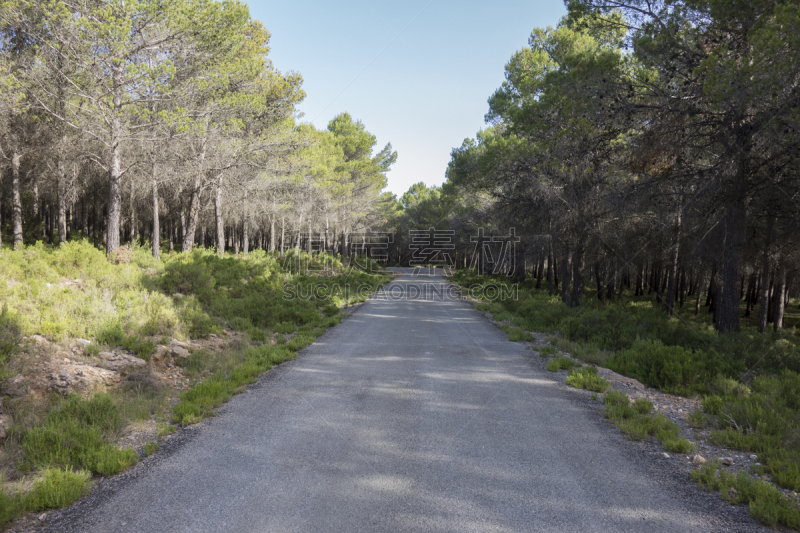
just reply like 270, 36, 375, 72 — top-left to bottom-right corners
665, 208, 682, 315
294, 213, 303, 249
695, 272, 706, 315
57, 150, 68, 244
152, 167, 160, 259
280, 216, 285, 256
269, 216, 276, 252
560, 247, 571, 305
758, 217, 774, 333
106, 64, 125, 254
214, 174, 224, 255
182, 128, 207, 252
570, 240, 584, 308
547, 246, 554, 296
595, 262, 605, 301
11, 151, 23, 249
773, 266, 787, 331
717, 179, 747, 332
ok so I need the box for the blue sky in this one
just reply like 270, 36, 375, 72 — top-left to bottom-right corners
246, 0, 568, 197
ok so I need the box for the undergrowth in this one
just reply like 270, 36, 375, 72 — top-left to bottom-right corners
691, 460, 800, 528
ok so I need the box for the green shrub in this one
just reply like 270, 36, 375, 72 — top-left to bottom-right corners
144, 442, 158, 457
546, 356, 580, 372
24, 468, 91, 512
0, 305, 21, 367
566, 366, 610, 392
705, 371, 800, 491
604, 391, 694, 451
607, 339, 739, 395
632, 398, 653, 415
0, 481, 25, 527
691, 461, 800, 529
21, 394, 137, 476
538, 346, 557, 358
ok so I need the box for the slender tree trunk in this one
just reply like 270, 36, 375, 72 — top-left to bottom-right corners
773, 266, 787, 331
280, 216, 285, 256
547, 246, 554, 296
695, 272, 706, 315
294, 213, 303, 249
107, 64, 125, 254
269, 216, 276, 252
56, 151, 68, 243
717, 177, 747, 332
152, 166, 160, 259
182, 136, 207, 252
570, 240, 584, 308
11, 151, 23, 249
595, 262, 605, 301
560, 247, 571, 305
665, 208, 682, 315
214, 174, 224, 255
758, 217, 774, 333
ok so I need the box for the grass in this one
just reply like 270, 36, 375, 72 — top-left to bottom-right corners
545, 356, 581, 372
566, 366, 610, 392
691, 460, 800, 529
701, 372, 800, 491
537, 346, 557, 358
19, 393, 138, 476
604, 390, 695, 453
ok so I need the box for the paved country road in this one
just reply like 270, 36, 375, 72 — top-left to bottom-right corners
43, 268, 767, 533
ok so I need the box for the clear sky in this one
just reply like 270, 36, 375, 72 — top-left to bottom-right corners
246, 0, 568, 197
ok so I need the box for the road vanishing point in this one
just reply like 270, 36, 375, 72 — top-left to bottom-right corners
46, 268, 766, 533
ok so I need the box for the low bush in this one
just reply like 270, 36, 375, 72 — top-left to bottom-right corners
691, 461, 800, 529
604, 391, 694, 453
537, 346, 557, 358
704, 370, 800, 491
566, 366, 610, 392
546, 356, 580, 372
24, 468, 91, 512
606, 339, 740, 396
21, 393, 138, 476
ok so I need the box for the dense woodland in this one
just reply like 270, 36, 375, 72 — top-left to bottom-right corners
386, 0, 800, 334
0, 0, 395, 260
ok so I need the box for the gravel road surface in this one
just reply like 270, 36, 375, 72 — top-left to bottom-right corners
42, 268, 768, 532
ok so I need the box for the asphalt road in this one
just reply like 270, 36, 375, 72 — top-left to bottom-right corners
46, 267, 765, 533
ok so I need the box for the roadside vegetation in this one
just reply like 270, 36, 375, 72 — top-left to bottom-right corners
0, 240, 389, 527
452, 269, 800, 528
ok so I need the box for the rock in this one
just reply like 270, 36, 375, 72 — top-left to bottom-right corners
49, 364, 121, 394
2, 374, 28, 397
693, 454, 707, 465
720, 457, 734, 466
170, 339, 200, 351
662, 452, 670, 459
750, 454, 758, 461
75, 339, 91, 348
38, 513, 47, 521
97, 352, 147, 374
596, 367, 646, 390
170, 345, 191, 359
150, 345, 169, 364
30, 335, 50, 345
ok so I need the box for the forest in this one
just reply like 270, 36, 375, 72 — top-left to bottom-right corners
387, 0, 800, 336
0, 0, 396, 261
